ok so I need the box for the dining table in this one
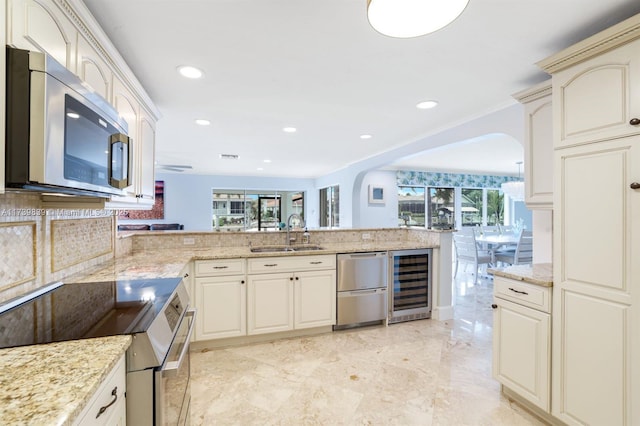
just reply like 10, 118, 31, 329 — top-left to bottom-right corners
475, 233, 520, 265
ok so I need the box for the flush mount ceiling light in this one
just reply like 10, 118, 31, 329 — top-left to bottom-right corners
367, 0, 469, 38
282, 127, 297, 133
177, 65, 203, 79
195, 119, 210, 126
416, 100, 439, 109
360, 134, 373, 140
501, 161, 525, 201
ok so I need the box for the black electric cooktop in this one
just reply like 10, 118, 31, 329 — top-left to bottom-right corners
0, 277, 183, 349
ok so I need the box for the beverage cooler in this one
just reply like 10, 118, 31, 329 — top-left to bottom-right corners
388, 249, 432, 324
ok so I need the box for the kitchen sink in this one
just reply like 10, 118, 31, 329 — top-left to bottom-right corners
249, 245, 324, 253
291, 245, 324, 251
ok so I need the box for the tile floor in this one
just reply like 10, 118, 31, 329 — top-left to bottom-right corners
190, 272, 547, 425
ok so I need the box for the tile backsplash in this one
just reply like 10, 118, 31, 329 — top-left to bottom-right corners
0, 192, 116, 304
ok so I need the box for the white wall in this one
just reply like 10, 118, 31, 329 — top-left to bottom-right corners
154, 173, 316, 231
357, 170, 398, 228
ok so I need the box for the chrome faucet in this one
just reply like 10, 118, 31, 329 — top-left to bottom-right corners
286, 213, 305, 246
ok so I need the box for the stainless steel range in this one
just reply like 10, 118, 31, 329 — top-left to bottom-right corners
0, 277, 195, 425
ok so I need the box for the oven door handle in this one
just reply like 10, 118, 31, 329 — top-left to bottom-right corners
162, 308, 196, 378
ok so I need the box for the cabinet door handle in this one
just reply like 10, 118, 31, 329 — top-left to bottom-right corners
241, 280, 245, 284
508, 287, 529, 295
631, 182, 640, 190
289, 276, 294, 281
491, 304, 498, 309
630, 117, 640, 126
96, 386, 118, 418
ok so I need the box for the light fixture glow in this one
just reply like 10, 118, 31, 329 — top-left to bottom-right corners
367, 0, 469, 38
263, 159, 272, 163
360, 134, 372, 140
257, 167, 264, 171
283, 127, 297, 133
416, 100, 439, 110
66, 112, 80, 119
195, 119, 211, 126
177, 65, 203, 79
501, 161, 525, 201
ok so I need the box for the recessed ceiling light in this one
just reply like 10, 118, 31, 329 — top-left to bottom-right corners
177, 65, 203, 79
195, 119, 210, 126
416, 100, 439, 109
263, 159, 272, 163
257, 167, 264, 171
360, 134, 372, 140
282, 127, 297, 133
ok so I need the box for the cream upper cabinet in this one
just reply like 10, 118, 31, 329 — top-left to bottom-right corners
7, 0, 76, 69
111, 77, 139, 200
540, 36, 640, 149
539, 14, 640, 425
76, 34, 111, 100
513, 82, 553, 208
137, 109, 156, 203
5, 0, 160, 204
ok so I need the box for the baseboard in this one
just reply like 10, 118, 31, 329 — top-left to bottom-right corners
432, 305, 454, 321
190, 325, 333, 351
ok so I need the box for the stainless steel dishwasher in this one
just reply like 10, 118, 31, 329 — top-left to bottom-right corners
335, 252, 388, 329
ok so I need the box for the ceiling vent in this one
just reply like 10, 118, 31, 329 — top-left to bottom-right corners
219, 154, 239, 160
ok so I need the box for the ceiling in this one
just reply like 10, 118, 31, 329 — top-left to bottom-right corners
83, 0, 640, 179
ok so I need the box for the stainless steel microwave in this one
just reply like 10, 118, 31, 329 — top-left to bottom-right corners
5, 46, 131, 197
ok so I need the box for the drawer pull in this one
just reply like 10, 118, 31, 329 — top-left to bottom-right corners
96, 386, 118, 418
630, 117, 640, 126
310, 261, 323, 265
631, 182, 640, 190
508, 287, 529, 295
213, 266, 229, 269
264, 264, 278, 267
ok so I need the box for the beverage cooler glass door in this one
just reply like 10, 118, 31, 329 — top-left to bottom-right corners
389, 249, 432, 321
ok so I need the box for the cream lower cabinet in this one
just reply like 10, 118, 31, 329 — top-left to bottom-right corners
194, 259, 246, 341
73, 354, 126, 426
492, 277, 551, 412
247, 255, 336, 336
247, 272, 294, 335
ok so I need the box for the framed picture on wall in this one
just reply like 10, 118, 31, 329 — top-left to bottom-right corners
368, 185, 385, 204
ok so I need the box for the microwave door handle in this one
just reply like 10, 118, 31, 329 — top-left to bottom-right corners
108, 133, 131, 189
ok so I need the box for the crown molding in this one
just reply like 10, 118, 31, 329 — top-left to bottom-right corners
56, 0, 161, 120
537, 12, 640, 74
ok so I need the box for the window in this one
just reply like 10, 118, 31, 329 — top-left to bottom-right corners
398, 186, 425, 226
486, 189, 505, 226
212, 190, 304, 231
320, 185, 339, 227
461, 188, 483, 226
427, 187, 454, 229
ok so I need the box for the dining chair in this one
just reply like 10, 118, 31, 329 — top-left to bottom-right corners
453, 232, 492, 283
495, 230, 533, 266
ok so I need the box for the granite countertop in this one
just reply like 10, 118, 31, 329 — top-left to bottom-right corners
488, 263, 553, 287
67, 241, 435, 283
0, 335, 131, 425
